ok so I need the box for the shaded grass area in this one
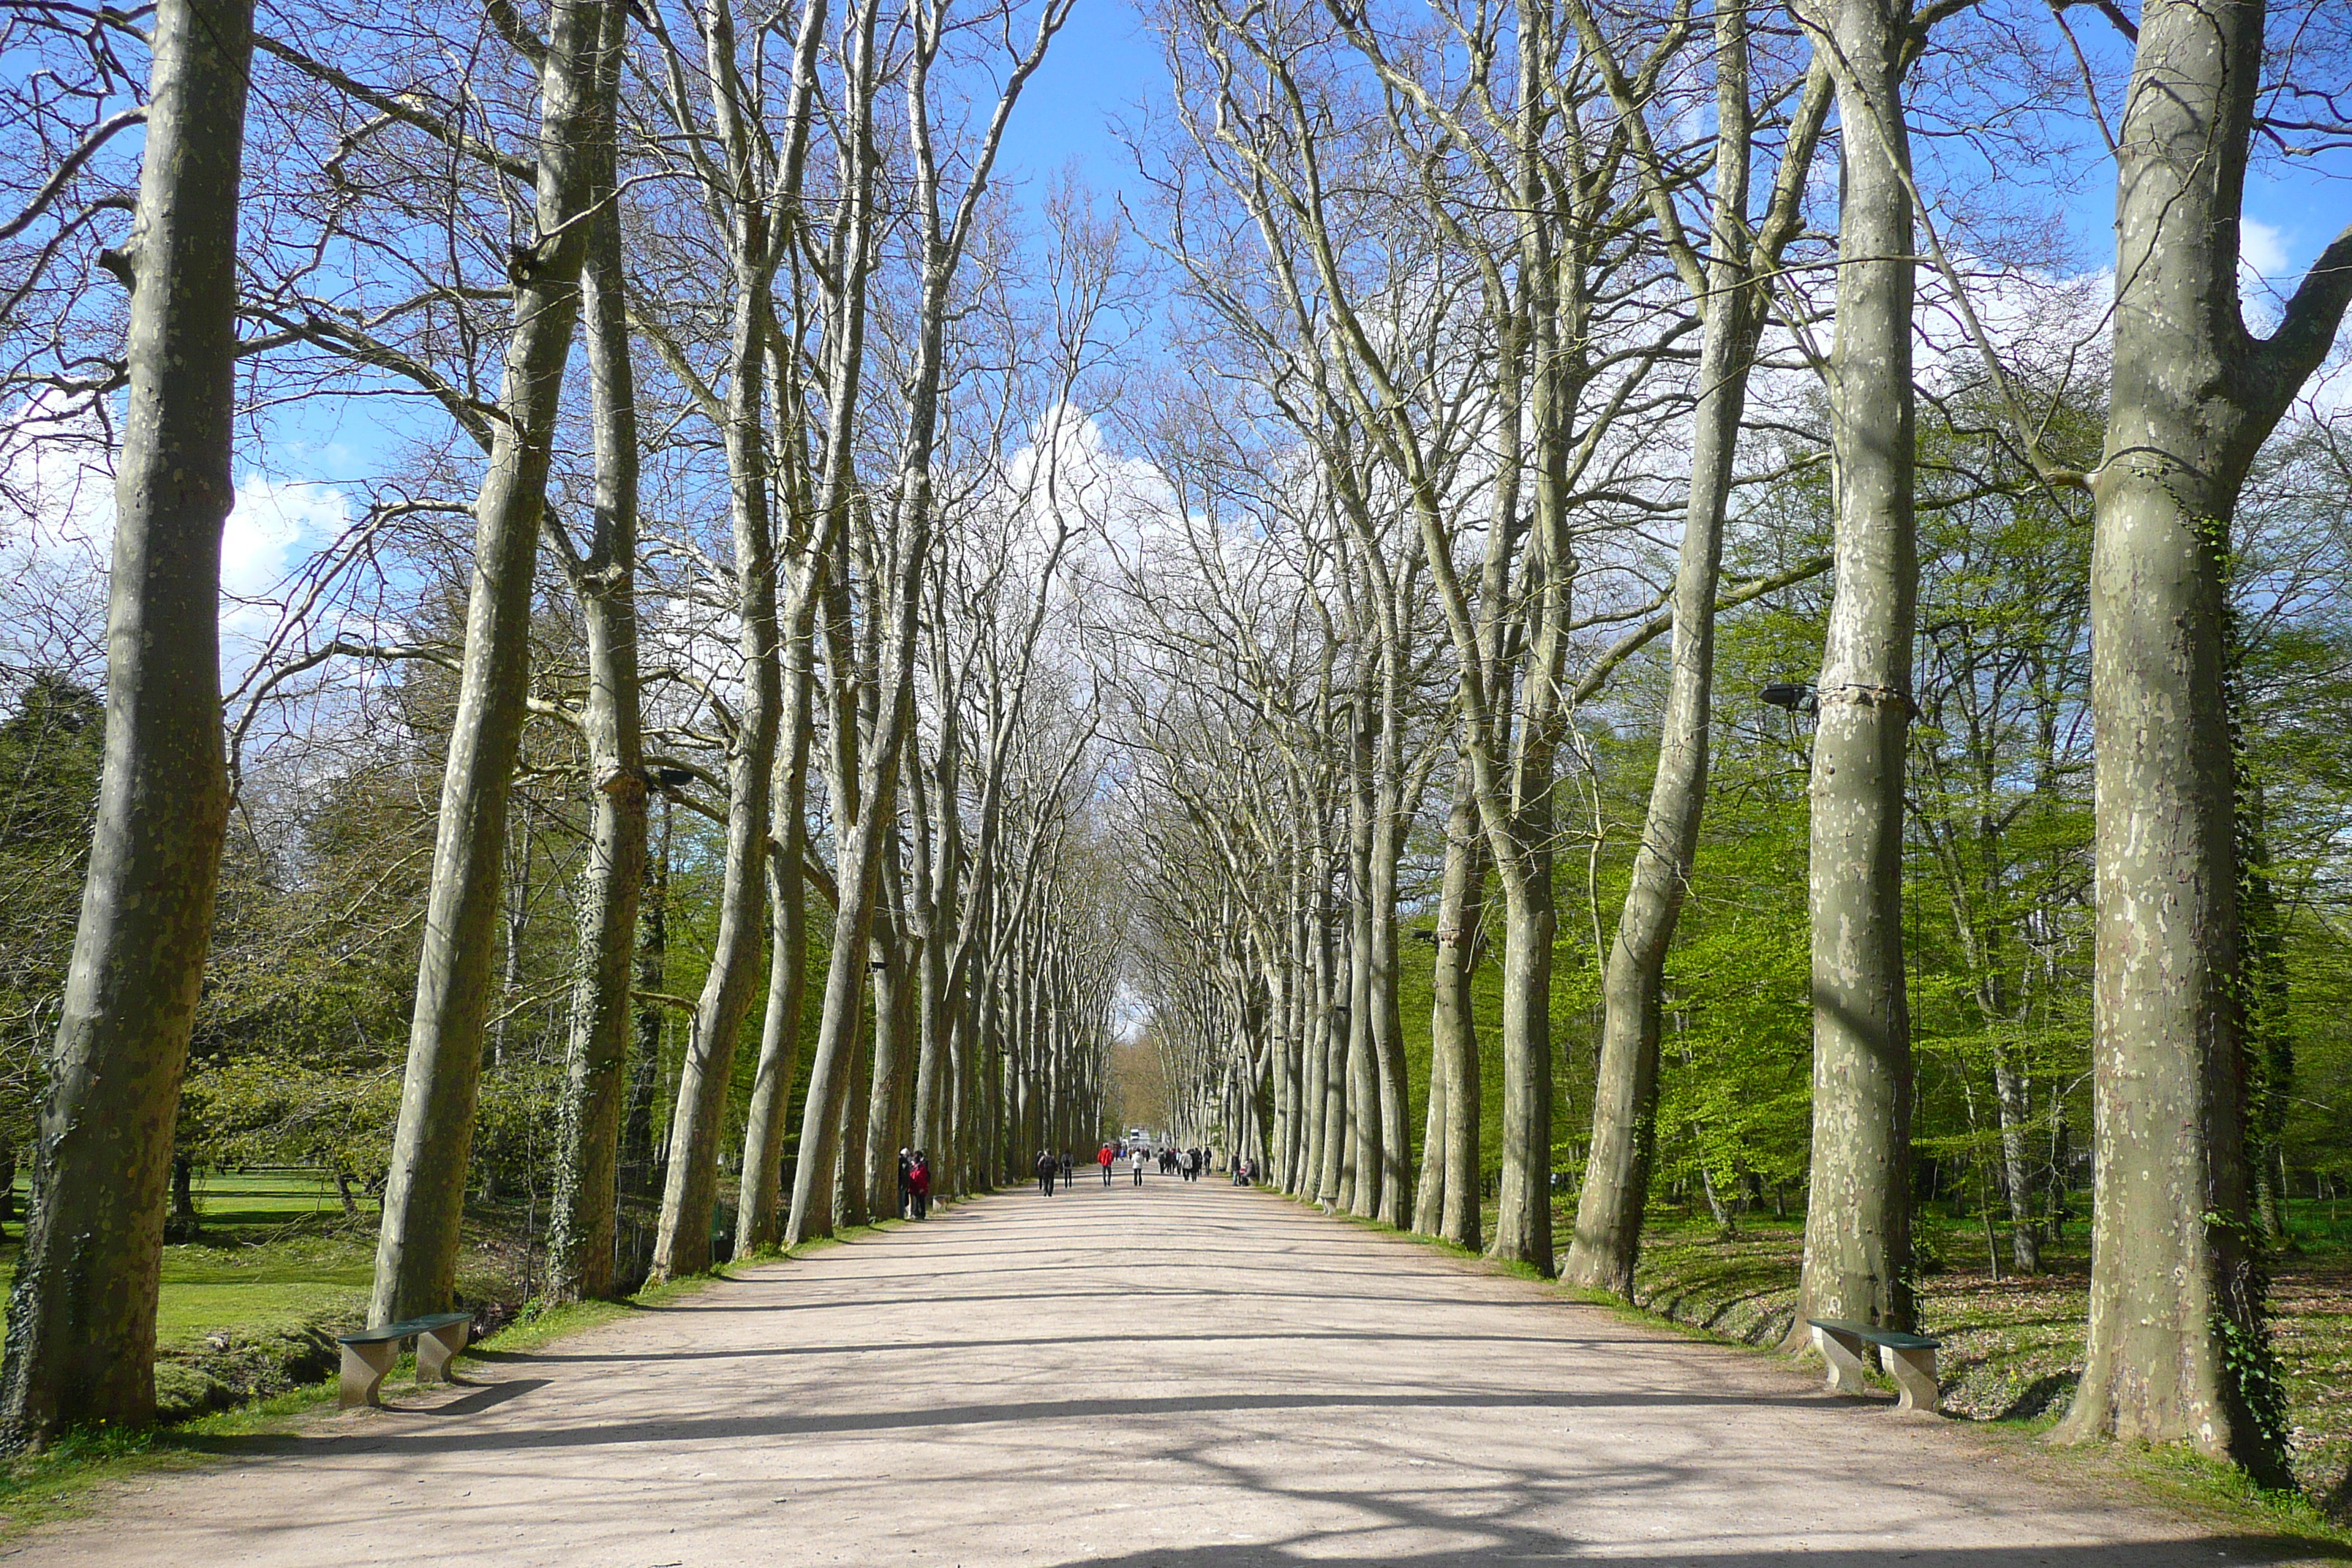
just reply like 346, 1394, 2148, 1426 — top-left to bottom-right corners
1621, 1202, 2352, 1515
0, 1172, 535, 1426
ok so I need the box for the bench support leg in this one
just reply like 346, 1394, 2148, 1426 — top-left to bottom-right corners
416, 1319, 470, 1384
1886, 1346, 1940, 1415
1811, 1324, 1870, 1397
339, 1340, 397, 1409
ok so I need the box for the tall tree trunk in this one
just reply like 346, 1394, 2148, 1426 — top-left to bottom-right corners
736, 646, 815, 1254
548, 7, 647, 1302
2055, 0, 2351, 1476
1564, 26, 1827, 1299
1489, 864, 1556, 1272
1411, 981, 1449, 1235
1343, 726, 1376, 1216
1788, 0, 1918, 1341
620, 804, 669, 1203
650, 229, 783, 1283
1370, 797, 1409, 1226
1434, 761, 1486, 1250
863, 834, 913, 1218
0, 0, 251, 1444
1989, 1044, 2040, 1273
371, 0, 611, 1325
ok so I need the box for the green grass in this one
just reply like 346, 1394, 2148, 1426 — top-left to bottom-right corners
0, 1171, 527, 1433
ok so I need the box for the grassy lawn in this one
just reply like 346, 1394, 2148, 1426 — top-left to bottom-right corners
0, 1170, 535, 1423
1614, 1196, 2352, 1511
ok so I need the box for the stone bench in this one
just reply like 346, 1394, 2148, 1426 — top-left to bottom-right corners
1806, 1317, 1941, 1415
336, 1311, 473, 1408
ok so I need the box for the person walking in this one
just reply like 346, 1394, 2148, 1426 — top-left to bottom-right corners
1130, 1147, 1147, 1186
896, 1147, 913, 1219
908, 1150, 931, 1218
1036, 1149, 1057, 1197
1060, 1149, 1074, 1188
1098, 1144, 1115, 1187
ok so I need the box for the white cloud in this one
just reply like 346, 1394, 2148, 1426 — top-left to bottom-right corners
0, 399, 358, 696
224, 475, 343, 600
2242, 219, 2290, 291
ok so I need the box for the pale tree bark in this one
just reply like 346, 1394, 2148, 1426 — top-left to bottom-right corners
735, 627, 817, 1254
0, 0, 253, 1444
1564, 18, 1832, 1297
1343, 700, 1377, 1215
1422, 753, 1485, 1249
681, 0, 830, 1262
2055, 0, 2351, 1475
864, 826, 916, 1216
781, 0, 884, 1245
786, 0, 1070, 1241
371, 0, 615, 1325
647, 0, 810, 1280
547, 0, 647, 1303
1787, 0, 1919, 1341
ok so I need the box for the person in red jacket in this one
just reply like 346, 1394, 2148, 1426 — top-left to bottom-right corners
908, 1150, 932, 1219
1097, 1144, 1115, 1188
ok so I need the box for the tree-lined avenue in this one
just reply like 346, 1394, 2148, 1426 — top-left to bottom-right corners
4, 1185, 2308, 1566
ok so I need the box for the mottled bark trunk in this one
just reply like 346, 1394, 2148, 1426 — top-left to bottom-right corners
1564, 19, 1825, 1299
651, 278, 783, 1282
2056, 0, 2351, 1477
1344, 734, 1376, 1217
371, 0, 609, 1325
0, 0, 250, 1443
1370, 802, 1409, 1226
1439, 771, 1486, 1250
1490, 862, 1555, 1273
620, 807, 669, 1202
1989, 1046, 2040, 1273
736, 646, 814, 1254
863, 837, 913, 1218
1418, 760, 1484, 1245
787, 788, 891, 1243
1790, 0, 1917, 1341
1567, 281, 1753, 1292
1411, 999, 1448, 1235
549, 16, 647, 1302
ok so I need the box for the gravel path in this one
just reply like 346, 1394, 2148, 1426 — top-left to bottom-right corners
4, 1179, 2321, 1565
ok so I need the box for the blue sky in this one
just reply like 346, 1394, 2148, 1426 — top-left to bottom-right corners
995, 0, 1166, 201
221, 0, 2350, 608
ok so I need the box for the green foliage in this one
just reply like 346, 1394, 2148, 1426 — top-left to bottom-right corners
0, 671, 106, 1161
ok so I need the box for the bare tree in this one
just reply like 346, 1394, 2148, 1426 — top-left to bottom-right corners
0, 0, 255, 1444
546, 0, 645, 1303
1563, 5, 1831, 1297
370, 0, 624, 1324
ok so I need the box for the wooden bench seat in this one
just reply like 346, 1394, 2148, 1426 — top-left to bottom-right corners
336, 1311, 473, 1408
1806, 1317, 1942, 1415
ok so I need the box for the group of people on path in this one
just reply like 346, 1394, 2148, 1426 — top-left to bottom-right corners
1031, 1143, 1225, 1194
913, 1141, 1258, 1207
1155, 1145, 1212, 1180
894, 1149, 934, 1219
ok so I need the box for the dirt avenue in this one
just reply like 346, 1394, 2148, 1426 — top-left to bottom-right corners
3, 1185, 2296, 1567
